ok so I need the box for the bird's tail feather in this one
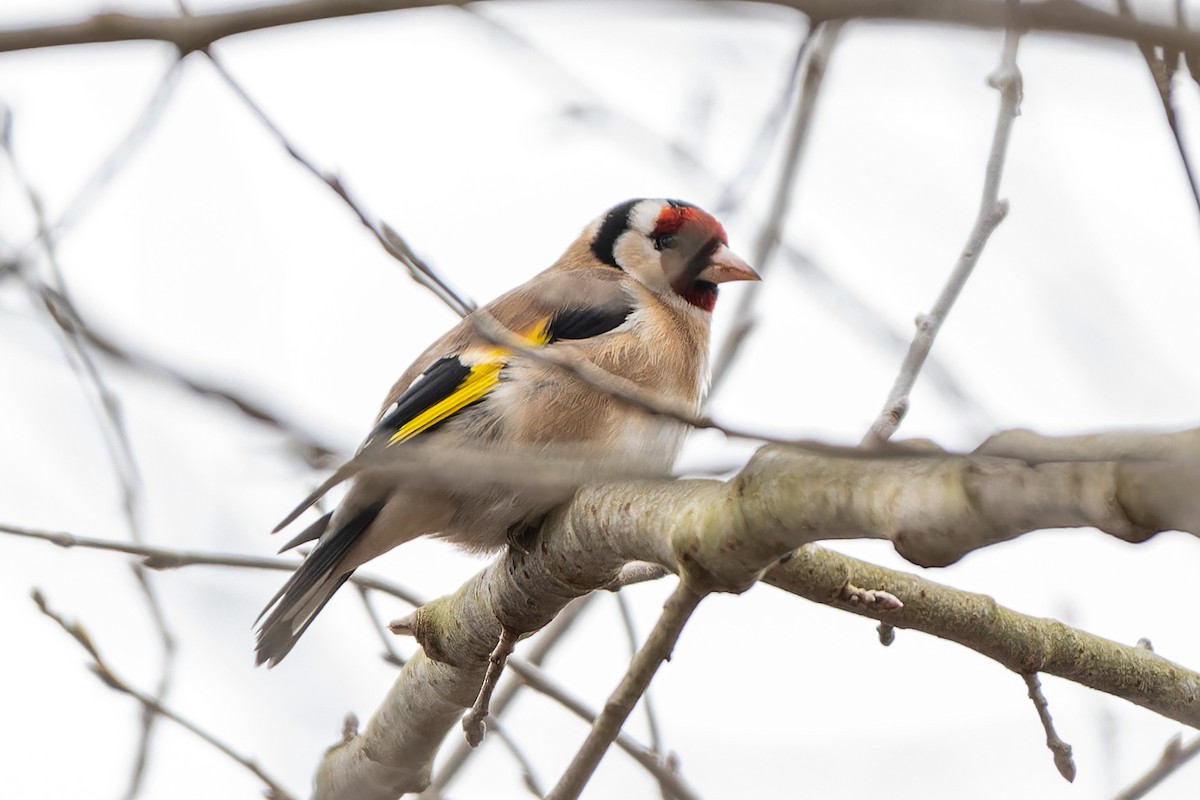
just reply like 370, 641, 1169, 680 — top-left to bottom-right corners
255, 502, 384, 667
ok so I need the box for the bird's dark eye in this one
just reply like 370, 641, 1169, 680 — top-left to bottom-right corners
654, 234, 676, 251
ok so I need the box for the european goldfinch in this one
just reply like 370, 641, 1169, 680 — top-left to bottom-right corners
256, 198, 758, 666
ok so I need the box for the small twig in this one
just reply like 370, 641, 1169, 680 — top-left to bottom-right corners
2, 130, 179, 800
423, 595, 596, 797
469, 311, 791, 448
507, 659, 702, 800
712, 27, 812, 216
463, 626, 521, 747
199, 51, 474, 317
44, 58, 185, 250
546, 581, 706, 800
451, 13, 984, 428
1021, 672, 1076, 782
1112, 733, 1200, 800
31, 590, 296, 800
780, 244, 995, 435
462, 8, 984, 430
862, 11, 1022, 447
485, 718, 546, 798
614, 591, 666, 767
459, 7, 710, 181
709, 21, 842, 395
68, 310, 342, 466
0, 522, 425, 607
7, 0, 1200, 59
1115, 0, 1200, 231
356, 585, 406, 667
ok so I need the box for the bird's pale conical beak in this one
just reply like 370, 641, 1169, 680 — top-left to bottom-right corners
700, 245, 760, 284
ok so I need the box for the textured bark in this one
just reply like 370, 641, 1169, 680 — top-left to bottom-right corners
313, 429, 1200, 799
766, 544, 1200, 728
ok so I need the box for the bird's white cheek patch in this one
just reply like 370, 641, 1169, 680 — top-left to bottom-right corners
614, 232, 669, 292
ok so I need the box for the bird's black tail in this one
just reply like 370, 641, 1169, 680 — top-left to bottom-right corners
254, 502, 384, 667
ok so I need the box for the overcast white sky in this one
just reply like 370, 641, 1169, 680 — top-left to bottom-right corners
2, 1, 1200, 799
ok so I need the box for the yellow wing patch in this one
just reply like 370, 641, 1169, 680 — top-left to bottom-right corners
386, 319, 552, 446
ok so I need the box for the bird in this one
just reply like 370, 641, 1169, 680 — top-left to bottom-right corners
255, 198, 758, 666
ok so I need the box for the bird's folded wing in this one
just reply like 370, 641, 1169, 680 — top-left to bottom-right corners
272, 274, 635, 536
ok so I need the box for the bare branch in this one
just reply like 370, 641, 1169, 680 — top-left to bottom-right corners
976, 427, 1200, 462
462, 626, 520, 747
1115, 0, 1200, 230
422, 595, 595, 797
199, 52, 474, 317
32, 590, 295, 800
357, 585, 407, 667
545, 581, 706, 800
0, 0, 466, 54
4, 0, 1200, 57
0, 521, 425, 607
308, 426, 1200, 800
65, 309, 344, 466
507, 658, 703, 800
863, 13, 1022, 447
709, 22, 841, 393
469, 311, 791, 447
614, 591, 666, 764
765, 543, 1200, 731
45, 58, 185, 248
2, 131, 179, 800
1112, 733, 1200, 800
711, 29, 811, 217
483, 717, 545, 798
780, 243, 996, 435
1022, 672, 1076, 782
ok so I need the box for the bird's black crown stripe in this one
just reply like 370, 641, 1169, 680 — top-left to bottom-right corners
590, 198, 642, 270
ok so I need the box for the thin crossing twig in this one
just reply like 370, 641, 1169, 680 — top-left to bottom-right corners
201, 51, 474, 317
32, 590, 295, 800
546, 581, 706, 800
709, 22, 842, 395
862, 14, 1023, 447
1112, 733, 1200, 800
1115, 0, 1200, 232
0, 132, 179, 800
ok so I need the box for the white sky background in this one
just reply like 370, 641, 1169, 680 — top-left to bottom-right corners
2, 1, 1200, 798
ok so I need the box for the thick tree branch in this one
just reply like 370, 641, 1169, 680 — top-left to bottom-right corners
311, 427, 1200, 798
5, 0, 1200, 58
764, 544, 1200, 730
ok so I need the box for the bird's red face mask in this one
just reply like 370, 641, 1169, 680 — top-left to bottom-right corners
651, 204, 759, 311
